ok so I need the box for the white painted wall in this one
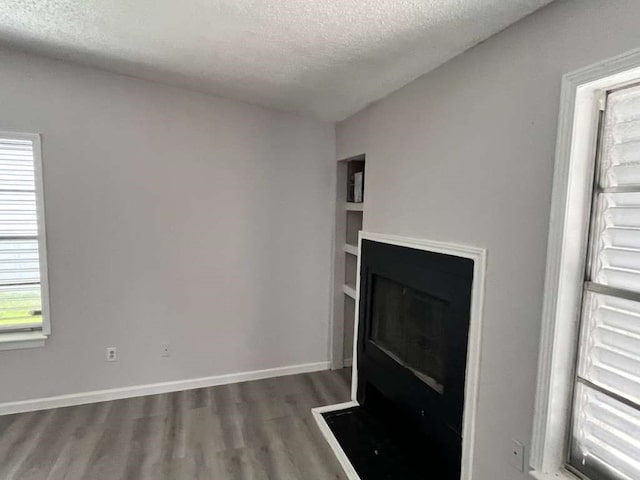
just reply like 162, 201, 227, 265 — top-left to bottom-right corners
0, 47, 335, 403
335, 1, 640, 479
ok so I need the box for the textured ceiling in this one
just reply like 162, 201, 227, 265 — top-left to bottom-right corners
0, 0, 553, 120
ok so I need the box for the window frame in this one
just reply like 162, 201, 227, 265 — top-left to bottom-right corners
0, 131, 50, 351
531, 49, 640, 480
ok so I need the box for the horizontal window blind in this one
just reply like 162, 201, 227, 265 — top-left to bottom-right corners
0, 137, 42, 332
570, 85, 640, 480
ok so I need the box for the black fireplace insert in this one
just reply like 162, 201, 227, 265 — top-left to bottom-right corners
334, 239, 474, 479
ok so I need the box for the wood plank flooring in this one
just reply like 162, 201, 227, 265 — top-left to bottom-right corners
0, 369, 351, 480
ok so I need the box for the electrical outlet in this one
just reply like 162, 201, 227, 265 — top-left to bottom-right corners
106, 347, 117, 362
509, 439, 525, 472
161, 343, 171, 358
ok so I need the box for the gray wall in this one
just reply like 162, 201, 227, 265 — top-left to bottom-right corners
0, 47, 335, 403
336, 1, 640, 479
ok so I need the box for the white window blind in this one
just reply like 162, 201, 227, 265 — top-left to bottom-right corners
0, 136, 43, 333
570, 84, 640, 480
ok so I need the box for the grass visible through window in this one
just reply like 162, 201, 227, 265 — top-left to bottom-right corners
0, 288, 42, 329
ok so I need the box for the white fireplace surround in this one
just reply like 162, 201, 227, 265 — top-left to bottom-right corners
313, 231, 487, 480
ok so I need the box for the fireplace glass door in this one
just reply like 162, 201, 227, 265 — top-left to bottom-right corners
370, 275, 449, 395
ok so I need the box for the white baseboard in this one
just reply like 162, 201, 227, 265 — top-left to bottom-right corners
343, 358, 353, 367
0, 360, 331, 416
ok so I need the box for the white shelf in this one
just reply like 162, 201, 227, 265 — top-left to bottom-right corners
343, 244, 358, 256
342, 283, 357, 299
332, 156, 365, 370
345, 202, 364, 212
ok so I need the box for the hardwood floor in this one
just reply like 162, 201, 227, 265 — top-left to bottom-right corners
0, 369, 351, 480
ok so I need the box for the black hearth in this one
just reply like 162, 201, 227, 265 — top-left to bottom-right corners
323, 239, 474, 480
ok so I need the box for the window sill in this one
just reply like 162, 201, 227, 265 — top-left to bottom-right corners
0, 331, 48, 351
530, 468, 581, 480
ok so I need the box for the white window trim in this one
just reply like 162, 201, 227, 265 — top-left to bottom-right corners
0, 131, 51, 351
530, 48, 640, 479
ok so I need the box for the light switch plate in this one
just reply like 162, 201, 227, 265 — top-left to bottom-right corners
510, 440, 525, 472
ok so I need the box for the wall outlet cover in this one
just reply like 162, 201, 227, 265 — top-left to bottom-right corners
509, 440, 525, 472
106, 347, 117, 362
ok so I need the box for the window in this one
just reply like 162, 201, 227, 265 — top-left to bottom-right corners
0, 133, 49, 350
567, 83, 640, 480
531, 52, 640, 480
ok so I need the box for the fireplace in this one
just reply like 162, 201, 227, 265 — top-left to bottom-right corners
357, 239, 473, 478
315, 235, 480, 480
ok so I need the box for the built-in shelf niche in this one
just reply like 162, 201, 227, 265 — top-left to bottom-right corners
331, 154, 365, 369
346, 158, 365, 203
345, 253, 357, 290
346, 210, 363, 247
343, 295, 356, 364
